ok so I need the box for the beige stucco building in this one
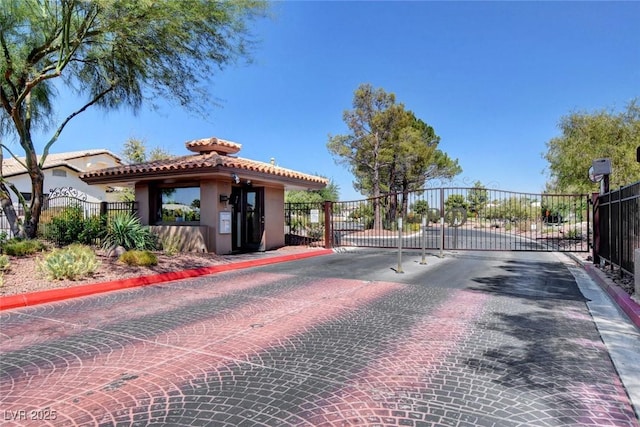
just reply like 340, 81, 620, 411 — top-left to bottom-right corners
81, 137, 327, 254
2, 149, 124, 203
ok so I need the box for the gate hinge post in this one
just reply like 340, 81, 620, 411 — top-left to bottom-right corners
323, 200, 333, 250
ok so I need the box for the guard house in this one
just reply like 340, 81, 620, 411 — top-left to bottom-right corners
80, 137, 327, 254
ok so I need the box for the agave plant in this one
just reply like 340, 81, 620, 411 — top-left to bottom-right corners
102, 213, 157, 251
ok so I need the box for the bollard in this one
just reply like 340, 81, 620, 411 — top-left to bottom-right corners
439, 217, 444, 258
396, 218, 404, 274
420, 216, 428, 265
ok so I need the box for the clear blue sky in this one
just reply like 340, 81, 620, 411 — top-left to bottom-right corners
36, 1, 640, 200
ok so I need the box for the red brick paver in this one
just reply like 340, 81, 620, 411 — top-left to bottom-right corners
1, 251, 638, 426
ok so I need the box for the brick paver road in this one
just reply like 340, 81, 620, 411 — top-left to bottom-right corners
1, 250, 638, 426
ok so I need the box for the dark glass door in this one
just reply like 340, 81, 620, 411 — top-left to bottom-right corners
231, 187, 264, 252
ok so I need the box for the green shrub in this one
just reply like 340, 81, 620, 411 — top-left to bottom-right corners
307, 226, 324, 240
160, 235, 182, 255
565, 228, 582, 240
118, 250, 158, 267
0, 255, 10, 272
3, 239, 47, 256
36, 244, 100, 280
102, 213, 157, 251
43, 205, 84, 246
43, 206, 106, 246
79, 215, 106, 244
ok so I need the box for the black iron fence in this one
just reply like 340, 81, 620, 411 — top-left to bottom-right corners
0, 190, 137, 245
594, 181, 640, 276
39, 195, 137, 246
284, 188, 591, 253
284, 202, 326, 246
0, 204, 24, 239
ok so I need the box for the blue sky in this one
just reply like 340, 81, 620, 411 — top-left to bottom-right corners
34, 1, 640, 200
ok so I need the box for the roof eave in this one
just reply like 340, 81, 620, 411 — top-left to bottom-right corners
80, 166, 327, 189
3, 162, 84, 178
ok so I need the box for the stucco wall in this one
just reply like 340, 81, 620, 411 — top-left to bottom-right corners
150, 225, 209, 252
135, 183, 151, 226
264, 186, 285, 250
200, 180, 233, 254
134, 181, 286, 254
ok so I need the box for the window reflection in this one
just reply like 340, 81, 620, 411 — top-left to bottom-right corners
157, 186, 200, 223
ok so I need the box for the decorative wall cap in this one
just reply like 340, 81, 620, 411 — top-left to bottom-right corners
185, 137, 241, 155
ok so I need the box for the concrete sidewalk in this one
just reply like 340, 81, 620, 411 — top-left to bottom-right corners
562, 254, 640, 421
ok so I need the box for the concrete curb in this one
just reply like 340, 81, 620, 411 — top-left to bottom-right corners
0, 249, 334, 312
583, 263, 640, 330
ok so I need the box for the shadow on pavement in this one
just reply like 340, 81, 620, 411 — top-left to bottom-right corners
468, 259, 589, 302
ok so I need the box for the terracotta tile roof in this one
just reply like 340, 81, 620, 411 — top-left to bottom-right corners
80, 151, 328, 187
185, 137, 241, 154
2, 149, 121, 177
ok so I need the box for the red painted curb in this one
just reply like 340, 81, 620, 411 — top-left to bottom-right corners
0, 249, 333, 311
584, 263, 640, 330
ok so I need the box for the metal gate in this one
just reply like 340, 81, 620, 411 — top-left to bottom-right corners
327, 188, 590, 252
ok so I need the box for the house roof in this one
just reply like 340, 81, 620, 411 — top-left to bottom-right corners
80, 148, 328, 189
2, 149, 122, 177
186, 137, 241, 155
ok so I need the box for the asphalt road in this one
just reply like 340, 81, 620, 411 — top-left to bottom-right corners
1, 250, 638, 426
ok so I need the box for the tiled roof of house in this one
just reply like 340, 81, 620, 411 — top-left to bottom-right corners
80, 151, 328, 187
2, 149, 122, 177
186, 137, 241, 154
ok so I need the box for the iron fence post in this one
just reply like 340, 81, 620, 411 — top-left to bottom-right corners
420, 216, 427, 265
588, 194, 596, 263
618, 186, 623, 278
396, 217, 404, 273
439, 188, 445, 258
609, 188, 613, 271
324, 201, 332, 249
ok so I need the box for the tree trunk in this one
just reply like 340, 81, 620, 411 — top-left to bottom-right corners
372, 133, 383, 230
0, 182, 23, 238
387, 154, 398, 227
0, 150, 24, 238
24, 151, 45, 239
8, 128, 45, 239
389, 193, 397, 226
401, 188, 409, 219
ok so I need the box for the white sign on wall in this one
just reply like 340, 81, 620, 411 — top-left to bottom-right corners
310, 209, 320, 224
219, 211, 231, 234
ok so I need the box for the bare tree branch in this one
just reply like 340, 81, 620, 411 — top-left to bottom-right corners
0, 143, 28, 170
40, 85, 114, 166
